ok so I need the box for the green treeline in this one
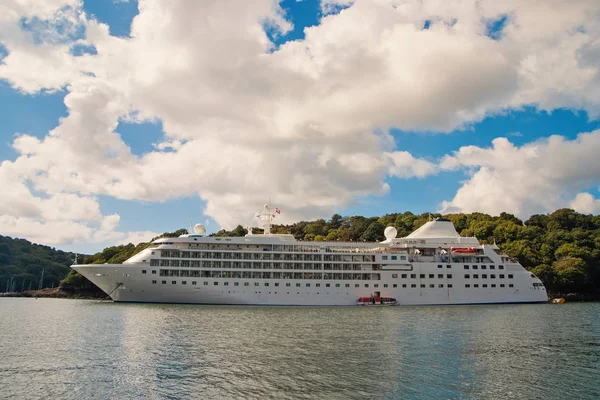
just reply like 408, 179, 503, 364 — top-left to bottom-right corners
0, 235, 77, 291
0, 230, 188, 293
2, 210, 599, 298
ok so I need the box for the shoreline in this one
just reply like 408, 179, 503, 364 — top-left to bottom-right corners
0, 287, 104, 300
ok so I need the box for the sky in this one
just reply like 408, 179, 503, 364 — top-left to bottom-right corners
1, 0, 600, 254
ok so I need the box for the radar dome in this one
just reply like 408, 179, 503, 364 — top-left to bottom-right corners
194, 224, 206, 235
384, 226, 397, 240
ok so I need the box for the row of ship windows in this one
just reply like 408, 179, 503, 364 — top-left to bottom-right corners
158, 251, 375, 262
159, 245, 378, 253
150, 260, 376, 269
434, 264, 505, 270
146, 269, 380, 280
462, 265, 504, 270
381, 255, 407, 261
149, 259, 507, 271
464, 274, 512, 279
391, 273, 513, 279
149, 280, 515, 289
142, 269, 514, 280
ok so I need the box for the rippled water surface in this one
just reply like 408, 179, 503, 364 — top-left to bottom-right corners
0, 299, 599, 399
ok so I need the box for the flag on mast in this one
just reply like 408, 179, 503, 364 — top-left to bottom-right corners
275, 208, 281, 214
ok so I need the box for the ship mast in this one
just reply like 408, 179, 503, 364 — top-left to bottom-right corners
256, 204, 274, 235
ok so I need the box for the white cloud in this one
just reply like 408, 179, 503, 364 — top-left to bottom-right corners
439, 131, 600, 217
1, 0, 600, 247
570, 192, 600, 214
387, 151, 438, 179
0, 215, 93, 245
321, 0, 354, 15
116, 230, 161, 246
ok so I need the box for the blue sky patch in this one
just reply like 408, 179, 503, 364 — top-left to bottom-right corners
0, 82, 68, 161
0, 43, 8, 64
485, 14, 509, 40
70, 43, 97, 56
19, 11, 86, 45
390, 107, 600, 160
116, 119, 165, 156
82, 0, 139, 37
265, 0, 321, 49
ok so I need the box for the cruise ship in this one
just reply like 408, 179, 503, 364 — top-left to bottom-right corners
72, 205, 548, 305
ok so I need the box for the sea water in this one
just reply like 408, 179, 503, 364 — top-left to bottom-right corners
0, 298, 598, 399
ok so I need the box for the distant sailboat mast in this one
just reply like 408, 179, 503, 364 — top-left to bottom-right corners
38, 269, 45, 291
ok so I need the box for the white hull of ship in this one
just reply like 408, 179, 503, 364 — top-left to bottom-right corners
73, 264, 548, 306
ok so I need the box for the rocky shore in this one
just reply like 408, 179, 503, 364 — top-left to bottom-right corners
1, 287, 104, 300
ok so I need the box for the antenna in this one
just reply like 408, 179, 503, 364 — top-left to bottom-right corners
256, 203, 274, 235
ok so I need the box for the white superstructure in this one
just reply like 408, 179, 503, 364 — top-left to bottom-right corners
72, 207, 548, 305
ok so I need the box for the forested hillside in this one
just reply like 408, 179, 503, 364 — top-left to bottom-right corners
2, 209, 599, 298
0, 235, 78, 292
0, 230, 188, 294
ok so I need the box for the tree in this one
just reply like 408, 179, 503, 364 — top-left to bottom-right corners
552, 257, 589, 292
493, 221, 522, 243
360, 222, 385, 242
547, 208, 579, 231
532, 264, 555, 289
554, 243, 591, 261
0, 243, 10, 255
328, 214, 343, 230
231, 225, 248, 237
304, 219, 326, 237
290, 221, 309, 240
394, 212, 416, 237
525, 214, 548, 229
499, 212, 523, 226
325, 230, 339, 241
304, 233, 316, 241
445, 214, 468, 232
501, 240, 539, 269
471, 220, 496, 243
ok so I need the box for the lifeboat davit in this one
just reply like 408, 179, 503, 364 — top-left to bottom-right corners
451, 247, 476, 254
357, 297, 397, 306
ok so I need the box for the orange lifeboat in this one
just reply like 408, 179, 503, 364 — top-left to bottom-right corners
451, 247, 476, 254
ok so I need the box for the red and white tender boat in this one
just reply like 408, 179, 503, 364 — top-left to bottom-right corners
357, 296, 397, 306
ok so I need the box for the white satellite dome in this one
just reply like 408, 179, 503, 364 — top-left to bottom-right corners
194, 224, 206, 235
384, 226, 397, 241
